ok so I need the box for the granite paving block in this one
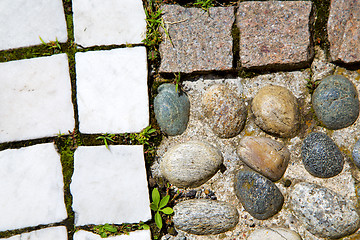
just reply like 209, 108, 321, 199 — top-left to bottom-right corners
237, 1, 314, 70
0, 0, 67, 50
0, 143, 67, 231
70, 145, 151, 226
74, 230, 151, 240
75, 47, 149, 134
159, 5, 234, 73
72, 0, 146, 47
0, 54, 75, 143
328, 0, 360, 63
2, 226, 68, 240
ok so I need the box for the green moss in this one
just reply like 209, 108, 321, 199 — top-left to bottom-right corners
312, 0, 331, 51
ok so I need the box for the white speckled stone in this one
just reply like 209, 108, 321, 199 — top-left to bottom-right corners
0, 54, 75, 143
290, 182, 360, 239
247, 228, 302, 240
70, 145, 151, 226
72, 0, 146, 47
74, 230, 151, 240
0, 143, 67, 231
0, 0, 67, 50
75, 47, 148, 134
2, 226, 68, 240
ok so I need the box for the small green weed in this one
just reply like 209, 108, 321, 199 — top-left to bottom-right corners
150, 188, 174, 229
96, 133, 116, 150
39, 36, 61, 50
306, 78, 321, 94
194, 0, 214, 12
174, 72, 181, 93
93, 222, 149, 238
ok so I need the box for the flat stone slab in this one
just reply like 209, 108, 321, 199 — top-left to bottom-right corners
70, 145, 151, 226
72, 0, 146, 47
74, 230, 151, 240
2, 226, 68, 240
0, 0, 67, 50
75, 47, 149, 134
0, 54, 75, 143
328, 0, 360, 63
0, 143, 67, 231
236, 1, 314, 70
159, 5, 234, 73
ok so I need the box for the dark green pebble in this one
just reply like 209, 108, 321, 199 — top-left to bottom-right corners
234, 168, 284, 220
312, 75, 359, 130
301, 132, 344, 178
154, 84, 190, 136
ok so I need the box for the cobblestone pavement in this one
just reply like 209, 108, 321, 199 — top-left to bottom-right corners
0, 0, 359, 240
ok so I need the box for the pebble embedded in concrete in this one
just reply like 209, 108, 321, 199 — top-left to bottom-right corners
70, 145, 151, 226
247, 227, 302, 240
289, 182, 360, 239
173, 199, 239, 235
160, 140, 223, 188
202, 84, 247, 138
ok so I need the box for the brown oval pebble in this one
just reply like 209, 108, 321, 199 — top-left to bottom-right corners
160, 140, 223, 188
237, 136, 290, 181
252, 85, 300, 138
173, 199, 239, 235
202, 84, 247, 138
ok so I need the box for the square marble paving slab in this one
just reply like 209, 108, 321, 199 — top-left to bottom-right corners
70, 145, 151, 226
72, 0, 146, 47
0, 143, 67, 231
0, 0, 67, 50
75, 47, 149, 134
1, 226, 67, 240
0, 54, 75, 143
74, 230, 151, 240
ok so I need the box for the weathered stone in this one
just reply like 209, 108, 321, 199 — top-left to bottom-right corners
302, 132, 344, 178
236, 1, 314, 70
312, 75, 359, 130
202, 84, 247, 138
160, 140, 223, 188
328, 0, 360, 63
234, 168, 284, 220
247, 227, 302, 240
252, 85, 300, 138
290, 182, 360, 239
237, 136, 290, 181
173, 199, 239, 235
159, 5, 234, 73
154, 84, 190, 136
352, 139, 360, 169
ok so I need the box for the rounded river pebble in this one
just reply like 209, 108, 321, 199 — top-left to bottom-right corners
160, 140, 223, 188
202, 84, 247, 138
290, 182, 360, 239
234, 167, 284, 220
154, 83, 190, 136
247, 227, 302, 240
237, 136, 290, 181
252, 85, 300, 138
312, 75, 359, 130
173, 199, 239, 235
301, 132, 344, 178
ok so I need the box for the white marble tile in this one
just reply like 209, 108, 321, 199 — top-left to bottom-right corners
76, 47, 149, 134
0, 143, 67, 231
74, 230, 151, 240
2, 226, 68, 240
72, 0, 146, 47
71, 145, 151, 226
0, 54, 75, 143
0, 0, 68, 50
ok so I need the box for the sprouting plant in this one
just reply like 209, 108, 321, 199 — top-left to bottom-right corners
150, 188, 174, 229
128, 126, 157, 145
94, 223, 118, 238
39, 36, 61, 50
174, 72, 181, 93
194, 0, 214, 12
96, 133, 116, 150
306, 78, 321, 94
